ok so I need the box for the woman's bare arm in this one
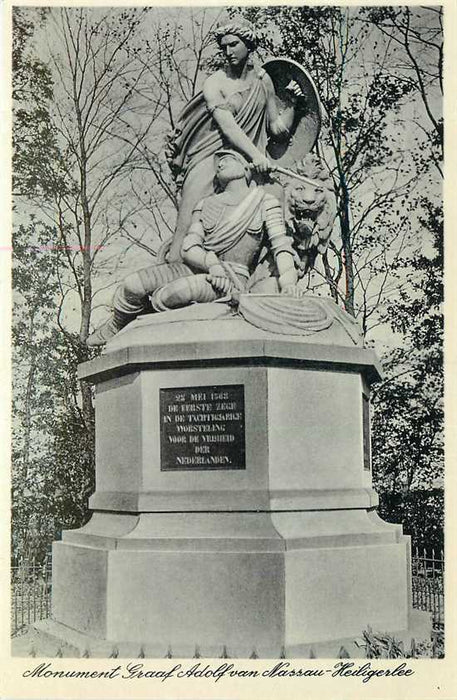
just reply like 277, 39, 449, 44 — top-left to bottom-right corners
203, 75, 271, 173
263, 73, 300, 137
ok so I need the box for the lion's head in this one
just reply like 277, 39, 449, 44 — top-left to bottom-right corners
284, 154, 336, 271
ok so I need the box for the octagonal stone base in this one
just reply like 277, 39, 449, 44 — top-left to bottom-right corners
48, 299, 413, 656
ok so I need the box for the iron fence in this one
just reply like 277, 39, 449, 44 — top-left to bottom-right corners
11, 548, 444, 638
411, 547, 444, 626
11, 552, 52, 636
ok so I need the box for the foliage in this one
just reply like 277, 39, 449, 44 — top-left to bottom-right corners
357, 627, 412, 658
12, 9, 59, 199
356, 626, 442, 659
377, 490, 444, 553
372, 200, 443, 493
12, 219, 59, 560
12, 220, 95, 561
362, 6, 443, 175
11, 10, 96, 560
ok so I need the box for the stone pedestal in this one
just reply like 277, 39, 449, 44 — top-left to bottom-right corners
47, 299, 414, 657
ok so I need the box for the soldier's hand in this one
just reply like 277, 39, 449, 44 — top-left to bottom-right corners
297, 260, 307, 279
207, 274, 232, 295
281, 284, 304, 299
208, 263, 226, 277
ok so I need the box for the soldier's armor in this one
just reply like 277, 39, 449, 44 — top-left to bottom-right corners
87, 187, 295, 346
193, 190, 293, 272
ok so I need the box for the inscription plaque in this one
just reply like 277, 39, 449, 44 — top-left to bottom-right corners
160, 385, 246, 471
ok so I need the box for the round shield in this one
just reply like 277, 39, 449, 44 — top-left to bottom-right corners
263, 58, 321, 167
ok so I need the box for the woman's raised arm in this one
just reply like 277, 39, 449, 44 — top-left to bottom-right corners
202, 75, 271, 174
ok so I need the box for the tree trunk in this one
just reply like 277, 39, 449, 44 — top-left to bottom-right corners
339, 180, 355, 316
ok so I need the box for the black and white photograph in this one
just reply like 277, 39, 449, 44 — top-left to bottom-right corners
4, 2, 453, 697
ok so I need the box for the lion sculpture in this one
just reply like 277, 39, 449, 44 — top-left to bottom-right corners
246, 153, 336, 295
284, 153, 337, 274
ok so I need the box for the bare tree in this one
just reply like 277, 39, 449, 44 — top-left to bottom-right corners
20, 8, 168, 444
363, 6, 443, 175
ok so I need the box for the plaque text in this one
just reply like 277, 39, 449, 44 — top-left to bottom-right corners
160, 385, 246, 471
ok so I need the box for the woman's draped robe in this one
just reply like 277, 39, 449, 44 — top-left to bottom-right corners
167, 69, 270, 260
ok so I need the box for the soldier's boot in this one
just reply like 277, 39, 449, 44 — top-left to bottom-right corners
86, 262, 193, 347
86, 286, 142, 347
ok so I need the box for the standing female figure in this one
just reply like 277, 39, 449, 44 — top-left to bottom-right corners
167, 18, 297, 262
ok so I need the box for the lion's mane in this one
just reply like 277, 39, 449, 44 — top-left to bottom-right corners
284, 154, 336, 271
